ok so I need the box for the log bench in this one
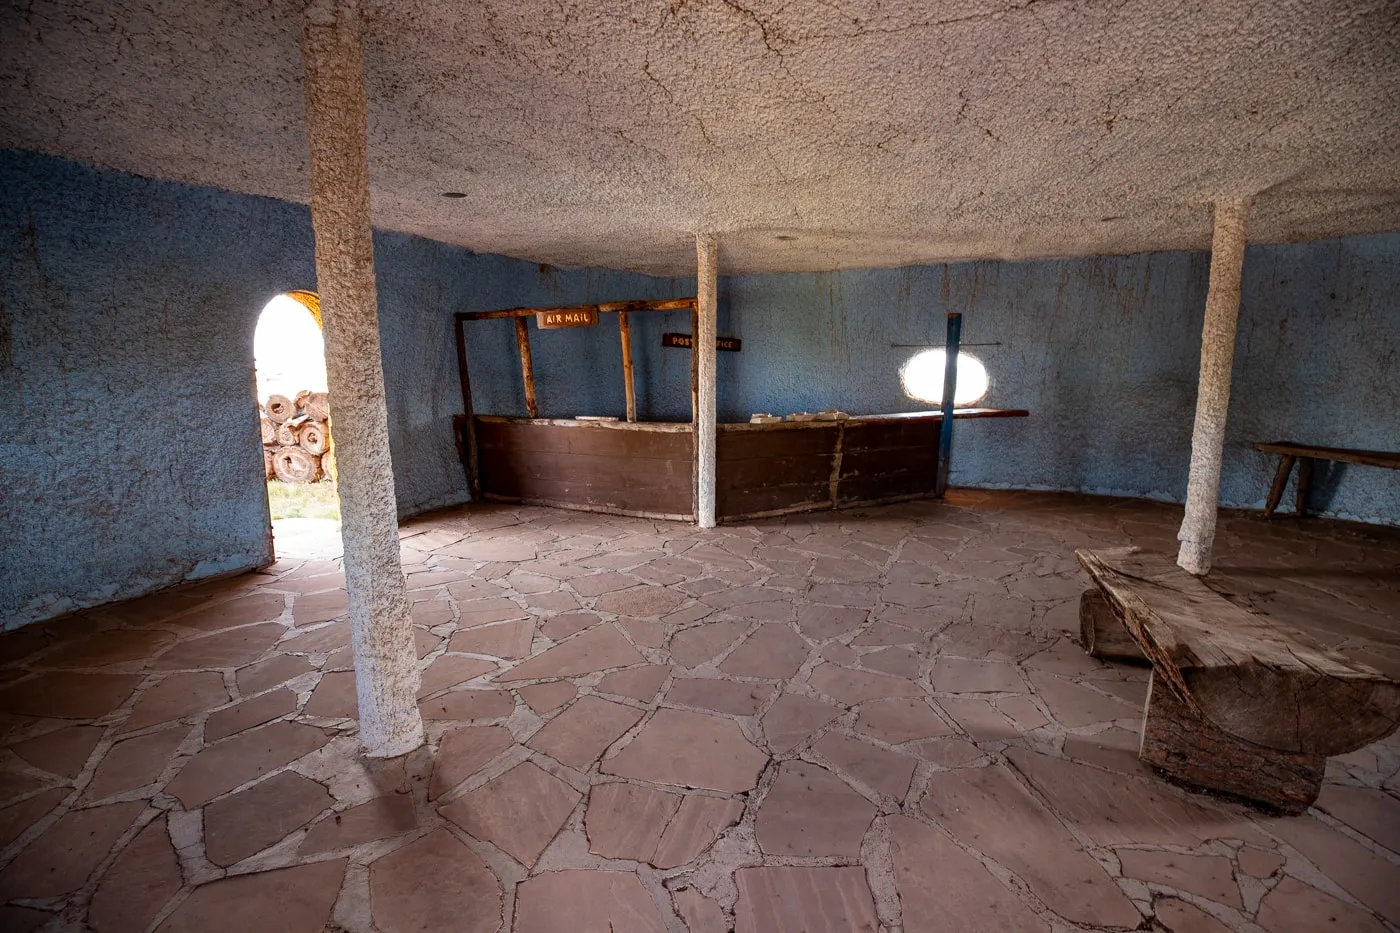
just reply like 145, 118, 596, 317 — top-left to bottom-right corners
1075, 547, 1400, 812
1254, 441, 1400, 517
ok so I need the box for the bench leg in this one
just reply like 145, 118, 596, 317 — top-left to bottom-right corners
1138, 672, 1323, 814
1264, 454, 1295, 517
1078, 589, 1149, 664
1295, 457, 1314, 517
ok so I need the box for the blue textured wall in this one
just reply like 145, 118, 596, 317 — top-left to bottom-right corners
470, 241, 1400, 525
0, 150, 675, 628
4, 149, 1397, 628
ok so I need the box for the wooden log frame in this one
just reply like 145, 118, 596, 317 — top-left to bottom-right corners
1076, 546, 1400, 811
453, 297, 699, 505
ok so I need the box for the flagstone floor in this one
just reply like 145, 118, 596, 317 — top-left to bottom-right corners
1, 490, 1398, 933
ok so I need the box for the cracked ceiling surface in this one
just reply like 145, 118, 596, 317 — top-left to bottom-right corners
3, 0, 1399, 275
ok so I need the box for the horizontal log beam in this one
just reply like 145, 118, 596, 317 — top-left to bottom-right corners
457, 297, 697, 322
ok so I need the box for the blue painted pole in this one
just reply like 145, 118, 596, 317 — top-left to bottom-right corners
934, 312, 962, 498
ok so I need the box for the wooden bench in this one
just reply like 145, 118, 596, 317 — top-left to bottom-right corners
1076, 547, 1400, 812
1254, 441, 1400, 517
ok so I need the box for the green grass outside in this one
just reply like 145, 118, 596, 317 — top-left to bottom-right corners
267, 480, 341, 521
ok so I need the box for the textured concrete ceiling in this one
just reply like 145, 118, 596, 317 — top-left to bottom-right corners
3, 0, 1399, 275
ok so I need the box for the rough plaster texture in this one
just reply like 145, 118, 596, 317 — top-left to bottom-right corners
473, 235, 1400, 526
302, 0, 423, 756
1178, 200, 1249, 574
0, 150, 680, 630
696, 234, 719, 529
3, 0, 1399, 275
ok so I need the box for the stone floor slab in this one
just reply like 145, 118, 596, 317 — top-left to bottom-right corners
719, 624, 810, 678
855, 697, 953, 744
450, 619, 534, 659
602, 708, 768, 792
86, 818, 177, 930
814, 732, 916, 800
0, 672, 143, 719
1006, 748, 1251, 848
665, 677, 775, 715
596, 664, 670, 702
430, 725, 514, 800
594, 585, 689, 618
1153, 897, 1232, 933
203, 770, 333, 866
889, 815, 1047, 933
1261, 813, 1400, 925
1118, 849, 1242, 909
653, 793, 744, 868
419, 655, 498, 696
236, 654, 315, 695
734, 866, 879, 933
761, 692, 843, 752
0, 788, 67, 848
0, 800, 145, 899
38, 628, 176, 668
165, 721, 331, 808
85, 727, 186, 800
669, 620, 748, 668
921, 764, 1141, 927
585, 781, 680, 861
419, 688, 516, 721
300, 793, 417, 853
514, 870, 667, 933
1256, 877, 1388, 933
304, 670, 357, 717
150, 623, 283, 671
124, 672, 232, 731
931, 657, 1025, 693
440, 761, 581, 867
1314, 783, 1400, 853
756, 761, 874, 857
369, 828, 502, 933
517, 680, 576, 714
153, 858, 345, 933
807, 662, 923, 705
496, 625, 645, 681
528, 695, 643, 769
11, 725, 104, 778
205, 687, 297, 741
673, 887, 727, 933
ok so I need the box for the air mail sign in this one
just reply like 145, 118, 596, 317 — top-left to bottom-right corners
662, 332, 742, 352
536, 308, 598, 329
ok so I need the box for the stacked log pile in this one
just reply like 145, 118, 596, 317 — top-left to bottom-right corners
261, 390, 333, 483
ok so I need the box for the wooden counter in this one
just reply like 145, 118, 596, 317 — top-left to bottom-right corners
457, 408, 1028, 523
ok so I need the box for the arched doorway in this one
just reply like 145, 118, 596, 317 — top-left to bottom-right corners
254, 292, 338, 558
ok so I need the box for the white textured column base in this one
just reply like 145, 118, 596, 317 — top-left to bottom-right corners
1177, 198, 1249, 576
696, 233, 718, 530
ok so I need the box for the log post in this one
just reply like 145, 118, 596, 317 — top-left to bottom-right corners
618, 310, 637, 422
1177, 199, 1249, 575
695, 234, 718, 529
514, 316, 539, 419
934, 312, 962, 498
301, 0, 424, 758
1140, 672, 1324, 813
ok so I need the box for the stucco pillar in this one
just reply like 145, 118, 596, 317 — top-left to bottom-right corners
695, 234, 718, 529
301, 0, 424, 757
1177, 199, 1250, 576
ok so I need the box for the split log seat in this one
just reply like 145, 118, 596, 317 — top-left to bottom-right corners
1075, 547, 1400, 812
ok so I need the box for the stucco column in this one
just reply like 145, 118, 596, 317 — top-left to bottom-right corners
696, 233, 718, 529
1177, 199, 1250, 576
301, 0, 424, 757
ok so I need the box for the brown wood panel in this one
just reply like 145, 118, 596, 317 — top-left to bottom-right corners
716, 427, 836, 519
475, 418, 693, 515
837, 419, 940, 504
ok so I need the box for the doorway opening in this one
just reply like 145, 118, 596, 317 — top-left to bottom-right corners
254, 291, 339, 558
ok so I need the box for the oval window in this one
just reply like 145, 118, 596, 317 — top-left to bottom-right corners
900, 349, 990, 406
